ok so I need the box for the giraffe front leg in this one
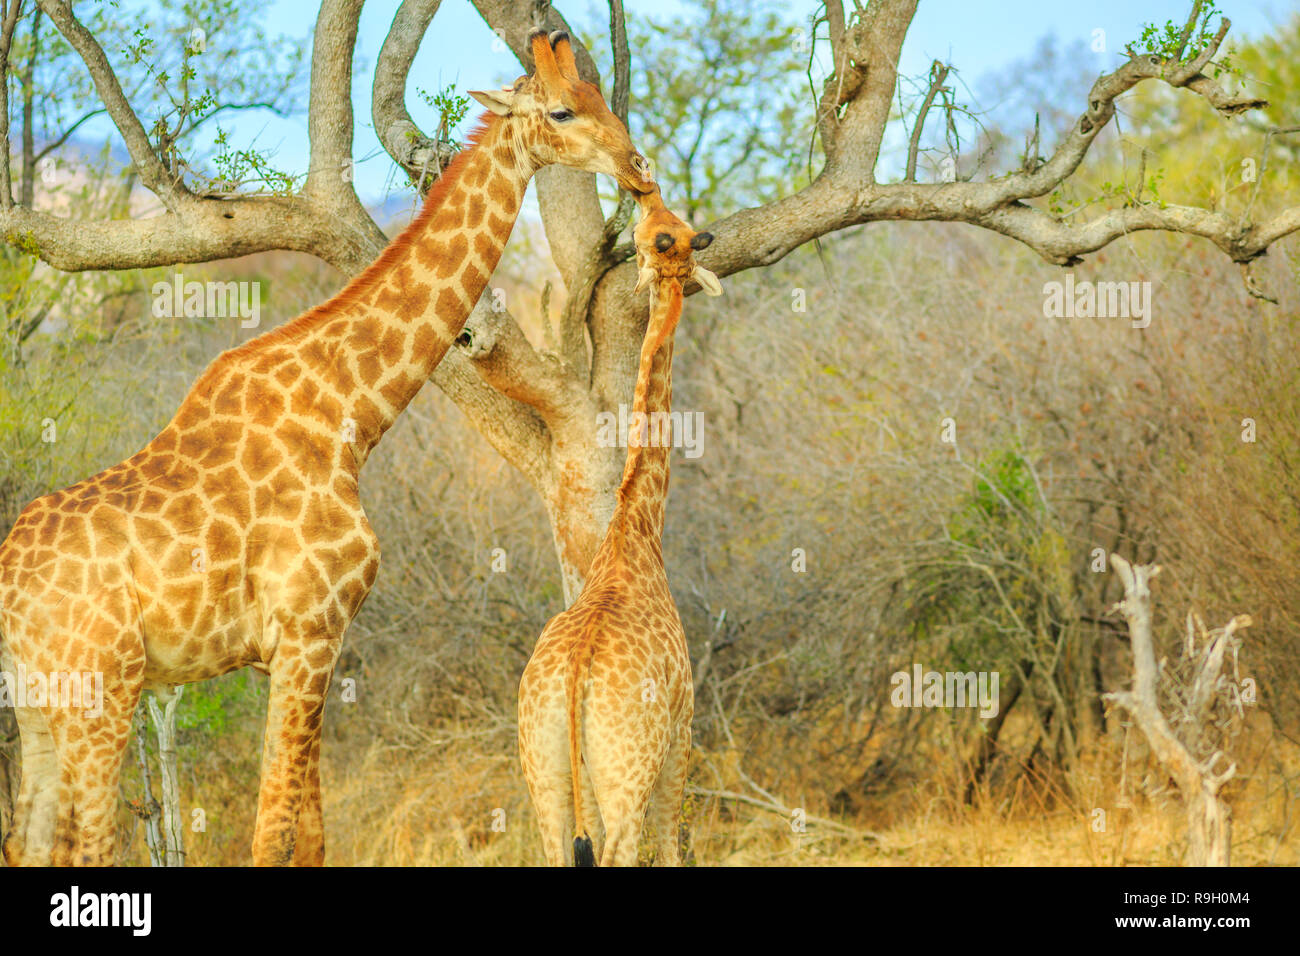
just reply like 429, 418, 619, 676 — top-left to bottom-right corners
253, 647, 334, 867
291, 729, 324, 866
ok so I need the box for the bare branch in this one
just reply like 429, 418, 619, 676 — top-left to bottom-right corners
1105, 554, 1249, 865
826, 0, 918, 182
905, 60, 950, 183
0, 197, 373, 273
299, 0, 387, 261
686, 785, 881, 841
975, 198, 1300, 266
607, 0, 629, 127
19, 4, 36, 208
1240, 125, 1300, 229
993, 36, 1264, 208
304, 0, 363, 201
454, 295, 586, 421
815, 0, 854, 153
372, 0, 457, 186
429, 345, 553, 493
30, 107, 107, 166
692, 16, 1290, 285
36, 0, 187, 208
0, 0, 23, 206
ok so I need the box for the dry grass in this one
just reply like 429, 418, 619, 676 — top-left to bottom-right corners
278, 716, 1299, 867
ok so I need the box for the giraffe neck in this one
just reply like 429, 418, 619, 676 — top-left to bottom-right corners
613, 280, 682, 544
253, 114, 534, 466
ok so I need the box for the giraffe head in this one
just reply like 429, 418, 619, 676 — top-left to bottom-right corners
632, 186, 724, 298
469, 30, 653, 193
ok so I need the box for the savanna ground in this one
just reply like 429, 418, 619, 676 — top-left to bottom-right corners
2, 3, 1299, 866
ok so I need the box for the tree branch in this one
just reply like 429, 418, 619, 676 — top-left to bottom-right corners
0, 0, 23, 206
454, 295, 587, 422
826, 0, 918, 182
372, 0, 457, 186
429, 344, 553, 494
905, 60, 950, 182
37, 0, 187, 208
0, 197, 372, 272
30, 107, 107, 167
687, 13, 1290, 287
301, 0, 387, 261
607, 0, 629, 127
19, 4, 36, 208
304, 0, 362, 201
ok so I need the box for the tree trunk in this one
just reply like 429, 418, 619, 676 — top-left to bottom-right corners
1107, 556, 1248, 867
146, 688, 186, 867
1187, 787, 1231, 867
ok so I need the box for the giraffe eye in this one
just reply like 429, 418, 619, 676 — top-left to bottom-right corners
548, 109, 575, 123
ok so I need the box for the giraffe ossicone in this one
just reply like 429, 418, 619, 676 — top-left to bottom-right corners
0, 29, 649, 867
518, 185, 722, 866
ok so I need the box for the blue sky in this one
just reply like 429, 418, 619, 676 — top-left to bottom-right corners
108, 0, 1300, 205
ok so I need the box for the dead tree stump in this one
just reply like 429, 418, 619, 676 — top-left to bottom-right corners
1105, 556, 1250, 867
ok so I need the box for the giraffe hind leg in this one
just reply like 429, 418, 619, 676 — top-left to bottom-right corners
646, 726, 690, 866
588, 755, 658, 867
523, 777, 574, 866
48, 649, 143, 866
2, 703, 59, 867
562, 756, 608, 866
578, 760, 604, 864
519, 659, 581, 866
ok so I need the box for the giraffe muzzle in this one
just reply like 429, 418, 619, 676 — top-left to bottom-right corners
630, 154, 654, 189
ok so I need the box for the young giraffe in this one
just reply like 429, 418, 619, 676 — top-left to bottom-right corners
0, 30, 651, 867
518, 186, 722, 866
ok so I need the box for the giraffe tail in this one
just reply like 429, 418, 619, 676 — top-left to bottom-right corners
567, 641, 595, 867
573, 835, 595, 867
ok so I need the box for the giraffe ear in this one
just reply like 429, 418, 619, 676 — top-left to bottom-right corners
634, 265, 656, 296
549, 31, 582, 84
468, 88, 515, 116
693, 266, 723, 297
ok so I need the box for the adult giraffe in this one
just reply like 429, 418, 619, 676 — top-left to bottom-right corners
0, 30, 651, 867
518, 186, 721, 866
